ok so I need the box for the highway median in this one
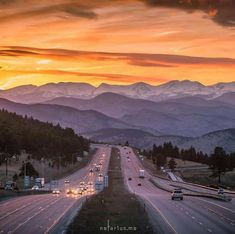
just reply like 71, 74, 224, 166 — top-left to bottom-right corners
67, 148, 153, 234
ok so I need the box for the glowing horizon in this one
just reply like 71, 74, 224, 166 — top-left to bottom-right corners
0, 0, 235, 90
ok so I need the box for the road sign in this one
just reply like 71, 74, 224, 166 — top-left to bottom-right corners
95, 180, 103, 191
24, 176, 30, 188
104, 175, 108, 187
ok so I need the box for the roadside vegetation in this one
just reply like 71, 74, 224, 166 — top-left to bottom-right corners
67, 148, 153, 234
0, 109, 90, 187
140, 142, 235, 189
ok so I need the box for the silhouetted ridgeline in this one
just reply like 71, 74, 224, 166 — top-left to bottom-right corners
0, 109, 89, 164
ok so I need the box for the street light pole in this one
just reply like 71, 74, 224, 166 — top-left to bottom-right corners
24, 161, 26, 177
5, 156, 8, 179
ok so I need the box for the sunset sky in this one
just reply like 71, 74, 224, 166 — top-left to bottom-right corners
0, 0, 235, 89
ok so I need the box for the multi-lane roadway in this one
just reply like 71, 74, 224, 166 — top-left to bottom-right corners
1, 144, 235, 234
0, 146, 111, 234
120, 146, 235, 234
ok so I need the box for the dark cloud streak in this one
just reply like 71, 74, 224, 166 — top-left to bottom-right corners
1, 46, 235, 68
142, 0, 235, 26
0, 2, 97, 22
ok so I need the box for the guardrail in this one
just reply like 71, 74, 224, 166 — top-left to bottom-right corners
149, 178, 232, 202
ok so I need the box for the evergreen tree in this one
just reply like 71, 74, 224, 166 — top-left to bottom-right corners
208, 147, 232, 183
168, 158, 177, 172
19, 162, 39, 178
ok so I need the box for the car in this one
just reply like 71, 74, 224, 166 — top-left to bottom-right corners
218, 188, 224, 195
171, 189, 183, 200
52, 189, 60, 194
137, 183, 141, 186
128, 177, 132, 181
99, 162, 102, 166
88, 181, 93, 185
66, 188, 73, 194
80, 181, 85, 185
31, 185, 40, 190
89, 169, 93, 173
99, 173, 103, 177
128, 159, 131, 162
64, 179, 70, 184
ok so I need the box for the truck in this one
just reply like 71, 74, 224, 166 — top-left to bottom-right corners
35, 178, 45, 188
139, 169, 145, 178
4, 181, 18, 190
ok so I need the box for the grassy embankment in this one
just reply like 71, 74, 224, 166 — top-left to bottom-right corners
0, 149, 95, 190
138, 152, 235, 190
67, 148, 153, 234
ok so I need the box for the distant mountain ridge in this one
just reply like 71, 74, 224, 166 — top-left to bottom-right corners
45, 92, 235, 137
0, 98, 234, 154
0, 98, 131, 134
86, 128, 235, 154
1, 80, 235, 103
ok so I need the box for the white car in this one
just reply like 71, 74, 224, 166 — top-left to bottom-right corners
52, 189, 60, 194
171, 189, 183, 200
31, 185, 40, 190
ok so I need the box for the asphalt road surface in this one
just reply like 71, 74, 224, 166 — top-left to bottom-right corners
0, 146, 111, 234
120, 146, 235, 234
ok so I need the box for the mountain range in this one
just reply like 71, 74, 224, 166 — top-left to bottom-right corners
85, 128, 235, 154
0, 80, 234, 154
45, 92, 235, 137
1, 80, 235, 103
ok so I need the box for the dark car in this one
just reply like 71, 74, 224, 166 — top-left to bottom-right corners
138, 183, 141, 186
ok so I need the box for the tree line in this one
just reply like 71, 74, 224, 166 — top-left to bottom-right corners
0, 109, 90, 167
141, 142, 235, 183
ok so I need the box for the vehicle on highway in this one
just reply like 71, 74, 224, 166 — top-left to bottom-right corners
72, 189, 82, 195
95, 166, 100, 171
77, 189, 83, 195
171, 189, 183, 200
66, 188, 73, 194
35, 177, 45, 188
137, 183, 142, 186
31, 185, 40, 190
52, 189, 60, 194
5, 181, 18, 191
218, 188, 224, 195
64, 179, 70, 184
139, 169, 145, 178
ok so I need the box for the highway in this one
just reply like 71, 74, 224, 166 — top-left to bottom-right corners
120, 146, 235, 234
0, 145, 111, 234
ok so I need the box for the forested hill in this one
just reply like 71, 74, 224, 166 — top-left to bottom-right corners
0, 109, 89, 164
